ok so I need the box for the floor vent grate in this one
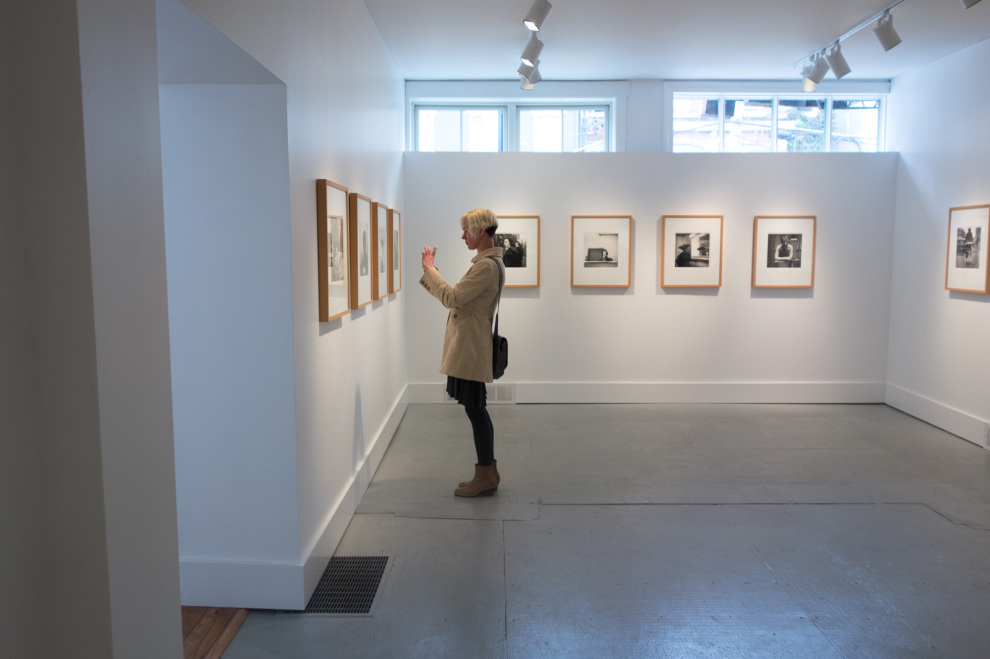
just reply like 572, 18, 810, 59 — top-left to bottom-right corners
304, 556, 389, 614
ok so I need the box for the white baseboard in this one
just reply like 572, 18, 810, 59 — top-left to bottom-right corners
178, 387, 409, 610
300, 387, 409, 608
408, 381, 885, 404
885, 384, 988, 448
179, 558, 305, 610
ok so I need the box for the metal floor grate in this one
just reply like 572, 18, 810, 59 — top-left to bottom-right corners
304, 556, 389, 614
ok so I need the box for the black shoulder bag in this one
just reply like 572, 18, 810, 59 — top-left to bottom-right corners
488, 256, 508, 380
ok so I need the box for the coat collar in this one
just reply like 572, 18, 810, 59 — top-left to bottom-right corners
471, 246, 504, 263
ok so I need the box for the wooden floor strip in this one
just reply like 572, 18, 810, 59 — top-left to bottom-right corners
182, 606, 249, 659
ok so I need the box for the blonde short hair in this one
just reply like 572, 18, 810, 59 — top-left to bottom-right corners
461, 208, 499, 238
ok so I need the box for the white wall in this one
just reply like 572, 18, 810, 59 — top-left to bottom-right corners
3, 0, 182, 656
885, 38, 990, 447
405, 152, 897, 404
178, 0, 407, 608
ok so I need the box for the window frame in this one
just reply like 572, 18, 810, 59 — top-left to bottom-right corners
516, 104, 612, 153
412, 104, 507, 153
663, 81, 890, 153
411, 99, 616, 153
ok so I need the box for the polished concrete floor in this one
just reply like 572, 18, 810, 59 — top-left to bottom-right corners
225, 403, 990, 658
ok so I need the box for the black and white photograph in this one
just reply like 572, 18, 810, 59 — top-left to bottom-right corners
329, 216, 344, 283
946, 205, 990, 294
660, 215, 723, 288
956, 226, 981, 269
767, 233, 803, 268
388, 208, 402, 294
317, 179, 350, 322
571, 215, 632, 288
359, 227, 369, 277
675, 233, 710, 268
583, 233, 619, 268
496, 233, 527, 268
752, 216, 816, 288
496, 215, 540, 287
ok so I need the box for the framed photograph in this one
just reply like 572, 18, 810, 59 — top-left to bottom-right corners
387, 209, 402, 294
316, 179, 350, 322
945, 205, 990, 294
571, 216, 632, 288
752, 216, 816, 288
371, 201, 389, 301
496, 215, 540, 287
660, 215, 723, 288
348, 192, 373, 309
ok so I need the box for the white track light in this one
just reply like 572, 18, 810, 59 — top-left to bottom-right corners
524, 0, 553, 32
826, 41, 851, 79
517, 60, 541, 84
806, 52, 829, 85
520, 33, 544, 67
873, 10, 901, 51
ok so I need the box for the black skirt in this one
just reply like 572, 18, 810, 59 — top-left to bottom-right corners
446, 376, 487, 407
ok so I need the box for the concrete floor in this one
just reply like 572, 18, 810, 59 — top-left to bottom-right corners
224, 403, 990, 658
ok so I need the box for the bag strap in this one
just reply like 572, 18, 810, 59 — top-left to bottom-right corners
487, 256, 504, 336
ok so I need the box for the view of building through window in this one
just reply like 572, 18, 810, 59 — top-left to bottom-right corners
518, 107, 608, 152
672, 94, 882, 153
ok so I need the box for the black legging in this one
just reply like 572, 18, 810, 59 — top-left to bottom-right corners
464, 405, 494, 466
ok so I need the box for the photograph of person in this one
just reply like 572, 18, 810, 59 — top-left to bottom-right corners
496, 232, 527, 268
956, 226, 981, 269
768, 233, 802, 268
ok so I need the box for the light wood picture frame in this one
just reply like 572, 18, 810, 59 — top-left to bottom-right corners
387, 209, 402, 294
496, 215, 540, 288
316, 179, 350, 322
945, 204, 990, 294
571, 215, 633, 288
752, 215, 816, 288
371, 201, 389, 301
348, 192, 373, 309
660, 215, 724, 288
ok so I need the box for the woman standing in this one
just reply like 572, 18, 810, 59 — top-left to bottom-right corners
420, 209, 504, 497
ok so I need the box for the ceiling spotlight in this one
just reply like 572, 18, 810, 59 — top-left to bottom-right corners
802, 64, 817, 92
806, 52, 829, 85
873, 10, 901, 51
524, 0, 553, 32
826, 41, 851, 79
520, 33, 544, 67
518, 60, 541, 84
960, 0, 983, 8
521, 79, 535, 90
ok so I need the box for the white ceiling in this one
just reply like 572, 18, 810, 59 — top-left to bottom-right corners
363, 0, 990, 82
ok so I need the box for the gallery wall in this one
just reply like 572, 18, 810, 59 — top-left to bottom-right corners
176, 0, 407, 608
885, 37, 990, 446
405, 152, 898, 404
3, 0, 182, 656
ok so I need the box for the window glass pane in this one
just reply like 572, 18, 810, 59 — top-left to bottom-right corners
572, 109, 607, 152
672, 97, 720, 153
417, 109, 461, 152
831, 99, 880, 152
462, 109, 501, 152
777, 99, 825, 152
724, 99, 772, 152
519, 107, 608, 153
519, 109, 561, 152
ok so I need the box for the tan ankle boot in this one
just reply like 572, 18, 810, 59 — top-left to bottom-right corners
454, 464, 498, 497
459, 459, 499, 490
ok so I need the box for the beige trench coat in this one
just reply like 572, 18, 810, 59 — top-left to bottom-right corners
420, 246, 504, 383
